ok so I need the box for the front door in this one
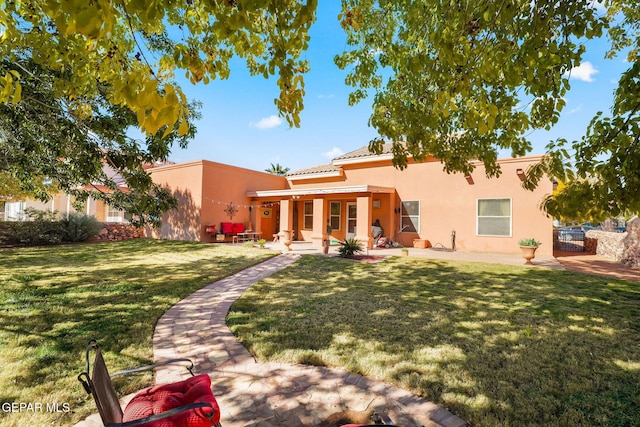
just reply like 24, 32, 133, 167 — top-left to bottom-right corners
346, 202, 357, 239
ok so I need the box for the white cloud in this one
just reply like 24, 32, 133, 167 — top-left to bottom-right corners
566, 62, 599, 82
568, 104, 583, 115
324, 147, 344, 159
250, 115, 283, 129
318, 94, 335, 99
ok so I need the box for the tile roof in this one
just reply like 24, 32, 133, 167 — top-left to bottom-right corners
286, 163, 341, 177
286, 143, 398, 178
332, 142, 395, 161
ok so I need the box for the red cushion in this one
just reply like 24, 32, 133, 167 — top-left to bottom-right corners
123, 374, 220, 427
221, 222, 233, 234
232, 223, 245, 233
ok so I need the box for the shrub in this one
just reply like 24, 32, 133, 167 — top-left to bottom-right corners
0, 209, 100, 246
338, 238, 364, 258
60, 213, 101, 242
14, 219, 65, 245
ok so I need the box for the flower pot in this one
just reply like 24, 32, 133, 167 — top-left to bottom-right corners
413, 239, 428, 248
322, 235, 330, 254
520, 246, 538, 265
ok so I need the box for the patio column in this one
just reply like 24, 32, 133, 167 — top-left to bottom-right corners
279, 199, 294, 242
311, 198, 327, 247
355, 196, 373, 249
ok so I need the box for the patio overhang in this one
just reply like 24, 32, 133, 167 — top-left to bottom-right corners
247, 185, 395, 198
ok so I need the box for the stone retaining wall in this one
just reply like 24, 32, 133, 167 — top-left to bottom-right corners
621, 217, 640, 268
586, 217, 640, 268
92, 222, 144, 242
585, 230, 627, 260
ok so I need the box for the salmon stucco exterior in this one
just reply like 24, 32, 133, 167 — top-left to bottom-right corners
145, 160, 286, 242
147, 145, 554, 256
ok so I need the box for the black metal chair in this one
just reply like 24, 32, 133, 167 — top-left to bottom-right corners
78, 340, 221, 427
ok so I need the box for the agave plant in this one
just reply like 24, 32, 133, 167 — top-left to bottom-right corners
338, 238, 364, 258
518, 238, 541, 247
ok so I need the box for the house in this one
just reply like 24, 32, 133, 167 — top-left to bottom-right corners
3, 163, 134, 223
145, 160, 287, 241
3, 190, 128, 222
148, 144, 554, 255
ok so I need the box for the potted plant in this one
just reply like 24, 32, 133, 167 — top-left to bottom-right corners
518, 238, 541, 264
400, 248, 409, 256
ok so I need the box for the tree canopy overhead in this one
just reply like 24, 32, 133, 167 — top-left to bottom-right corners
1, 0, 639, 222
335, 0, 639, 219
0, 0, 316, 225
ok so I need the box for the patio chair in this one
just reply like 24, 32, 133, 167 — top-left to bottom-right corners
78, 340, 221, 427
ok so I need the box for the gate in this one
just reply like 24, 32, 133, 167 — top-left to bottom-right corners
553, 229, 586, 253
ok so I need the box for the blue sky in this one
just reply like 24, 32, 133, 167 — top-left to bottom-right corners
168, 3, 630, 174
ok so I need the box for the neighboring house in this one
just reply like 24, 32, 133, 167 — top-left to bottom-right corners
3, 162, 132, 223
3, 191, 128, 223
151, 144, 554, 256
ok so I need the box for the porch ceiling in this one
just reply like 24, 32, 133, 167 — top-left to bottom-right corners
247, 185, 395, 198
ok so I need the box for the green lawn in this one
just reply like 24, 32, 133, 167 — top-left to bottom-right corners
228, 255, 640, 427
0, 239, 275, 427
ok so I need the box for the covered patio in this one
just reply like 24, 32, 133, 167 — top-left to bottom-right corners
247, 185, 397, 249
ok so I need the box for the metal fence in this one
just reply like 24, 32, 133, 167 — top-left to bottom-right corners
553, 229, 586, 253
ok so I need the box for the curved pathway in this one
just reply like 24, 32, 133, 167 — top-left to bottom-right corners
152, 253, 467, 427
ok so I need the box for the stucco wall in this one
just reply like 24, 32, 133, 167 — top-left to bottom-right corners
147, 160, 287, 242
145, 161, 204, 241
288, 156, 554, 255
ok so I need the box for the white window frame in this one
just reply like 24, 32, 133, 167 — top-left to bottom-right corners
303, 201, 313, 230
476, 198, 512, 237
5, 201, 26, 221
329, 201, 341, 231
400, 200, 420, 233
106, 205, 124, 223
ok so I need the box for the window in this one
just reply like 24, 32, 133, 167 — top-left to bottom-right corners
303, 201, 313, 230
106, 205, 124, 222
401, 201, 420, 233
477, 198, 511, 236
329, 202, 341, 231
5, 201, 26, 221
